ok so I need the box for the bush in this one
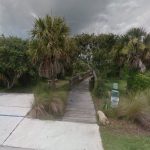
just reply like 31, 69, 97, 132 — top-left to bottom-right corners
118, 93, 148, 120
127, 73, 150, 91
73, 60, 89, 75
93, 78, 108, 98
116, 90, 150, 130
32, 80, 69, 119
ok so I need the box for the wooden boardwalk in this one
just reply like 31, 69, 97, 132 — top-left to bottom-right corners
63, 78, 96, 124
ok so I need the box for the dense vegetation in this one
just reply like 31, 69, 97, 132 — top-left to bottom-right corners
0, 36, 34, 89
0, 16, 79, 117
80, 28, 150, 131
0, 14, 150, 128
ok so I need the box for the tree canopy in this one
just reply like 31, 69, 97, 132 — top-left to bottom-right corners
0, 35, 29, 88
29, 15, 75, 87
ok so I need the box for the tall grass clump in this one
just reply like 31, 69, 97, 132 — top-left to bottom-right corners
33, 80, 69, 119
117, 89, 150, 130
93, 78, 108, 98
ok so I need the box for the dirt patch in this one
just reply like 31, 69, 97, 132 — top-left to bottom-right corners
101, 118, 150, 136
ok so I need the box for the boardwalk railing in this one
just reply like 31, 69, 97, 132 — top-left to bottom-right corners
69, 70, 93, 88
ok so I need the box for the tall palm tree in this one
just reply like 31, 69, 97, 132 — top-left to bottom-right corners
30, 15, 70, 88
121, 28, 147, 72
143, 34, 150, 69
126, 27, 146, 39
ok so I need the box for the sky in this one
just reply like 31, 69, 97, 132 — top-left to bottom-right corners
0, 0, 150, 37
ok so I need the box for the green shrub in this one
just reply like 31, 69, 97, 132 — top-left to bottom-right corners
93, 78, 108, 98
73, 60, 89, 75
127, 73, 150, 91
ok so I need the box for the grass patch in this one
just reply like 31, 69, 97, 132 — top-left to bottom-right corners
101, 122, 150, 150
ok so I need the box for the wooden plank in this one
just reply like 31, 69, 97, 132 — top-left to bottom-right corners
63, 78, 97, 124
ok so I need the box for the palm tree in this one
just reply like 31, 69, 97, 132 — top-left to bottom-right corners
30, 15, 70, 88
121, 28, 147, 72
143, 34, 150, 69
126, 27, 146, 39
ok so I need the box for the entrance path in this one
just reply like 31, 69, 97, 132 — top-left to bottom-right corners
0, 80, 103, 150
63, 78, 96, 124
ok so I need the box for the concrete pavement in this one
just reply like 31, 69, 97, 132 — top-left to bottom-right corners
3, 118, 103, 150
0, 116, 23, 145
0, 93, 34, 149
0, 83, 103, 150
0, 93, 34, 117
0, 146, 33, 150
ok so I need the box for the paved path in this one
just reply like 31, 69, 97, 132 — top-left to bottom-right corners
63, 78, 96, 124
0, 93, 34, 117
0, 93, 34, 150
3, 119, 102, 150
0, 82, 103, 150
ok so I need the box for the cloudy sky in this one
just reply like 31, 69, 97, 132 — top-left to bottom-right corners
0, 0, 150, 37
